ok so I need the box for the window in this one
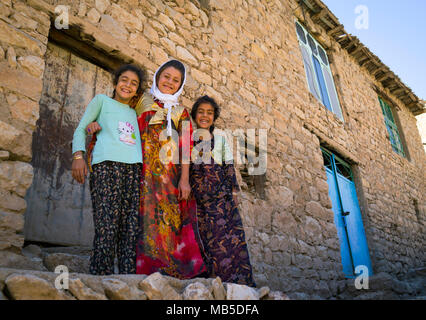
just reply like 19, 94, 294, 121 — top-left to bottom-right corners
295, 21, 343, 121
378, 97, 405, 157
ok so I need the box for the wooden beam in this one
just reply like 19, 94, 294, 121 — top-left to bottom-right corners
327, 24, 344, 36
49, 28, 122, 72
376, 71, 393, 82
311, 8, 328, 22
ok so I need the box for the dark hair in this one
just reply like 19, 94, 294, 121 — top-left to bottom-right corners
155, 60, 185, 91
191, 95, 220, 133
112, 64, 146, 104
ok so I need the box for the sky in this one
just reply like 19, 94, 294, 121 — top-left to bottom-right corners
321, 0, 426, 101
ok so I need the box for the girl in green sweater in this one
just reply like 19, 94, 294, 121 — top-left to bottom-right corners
71, 64, 145, 275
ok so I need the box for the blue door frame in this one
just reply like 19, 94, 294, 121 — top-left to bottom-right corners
322, 148, 373, 278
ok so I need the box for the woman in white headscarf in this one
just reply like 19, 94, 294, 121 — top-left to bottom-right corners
133, 60, 207, 279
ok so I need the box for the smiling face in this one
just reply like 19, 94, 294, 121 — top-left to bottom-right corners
195, 102, 215, 131
157, 66, 183, 95
114, 70, 140, 104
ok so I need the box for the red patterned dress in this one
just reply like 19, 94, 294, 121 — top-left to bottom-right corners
135, 93, 207, 279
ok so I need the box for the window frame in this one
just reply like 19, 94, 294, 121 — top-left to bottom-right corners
295, 20, 344, 121
378, 97, 406, 158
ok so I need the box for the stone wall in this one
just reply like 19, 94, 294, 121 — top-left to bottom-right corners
0, 0, 424, 299
0, 0, 49, 253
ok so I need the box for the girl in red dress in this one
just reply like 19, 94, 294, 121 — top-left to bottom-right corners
134, 60, 206, 279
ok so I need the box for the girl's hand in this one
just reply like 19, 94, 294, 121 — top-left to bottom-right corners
72, 156, 88, 184
178, 178, 191, 201
86, 122, 102, 134
233, 193, 239, 206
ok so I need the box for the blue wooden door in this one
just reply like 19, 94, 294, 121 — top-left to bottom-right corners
322, 149, 373, 278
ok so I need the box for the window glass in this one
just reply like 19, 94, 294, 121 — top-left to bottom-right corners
295, 21, 343, 121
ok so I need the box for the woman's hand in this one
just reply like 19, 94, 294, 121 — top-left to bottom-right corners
178, 178, 191, 201
72, 152, 88, 184
86, 121, 102, 134
233, 193, 239, 206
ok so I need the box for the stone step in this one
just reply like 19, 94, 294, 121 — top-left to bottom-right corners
0, 267, 288, 300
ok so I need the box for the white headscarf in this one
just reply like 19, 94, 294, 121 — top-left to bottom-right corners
150, 60, 186, 136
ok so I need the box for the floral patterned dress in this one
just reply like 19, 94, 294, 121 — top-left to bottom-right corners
190, 138, 256, 287
135, 94, 206, 279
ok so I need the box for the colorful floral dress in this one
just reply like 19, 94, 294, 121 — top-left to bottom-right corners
135, 92, 206, 279
190, 137, 256, 287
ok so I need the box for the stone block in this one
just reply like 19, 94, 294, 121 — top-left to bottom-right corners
9, 97, 39, 128
87, 8, 101, 24
158, 13, 176, 31
143, 24, 159, 43
5, 273, 73, 300
176, 46, 198, 66
68, 278, 107, 300
0, 20, 43, 55
43, 253, 90, 274
95, 0, 110, 14
0, 189, 27, 214
110, 4, 142, 31
226, 283, 259, 300
151, 45, 168, 65
99, 14, 128, 41
129, 33, 150, 55
211, 277, 226, 300
102, 278, 147, 300
0, 210, 24, 232
183, 282, 213, 300
159, 37, 176, 56
0, 161, 33, 197
138, 272, 182, 300
191, 68, 212, 85
0, 62, 43, 102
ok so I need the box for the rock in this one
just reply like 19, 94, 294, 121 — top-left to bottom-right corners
138, 272, 182, 300
0, 120, 32, 160
183, 282, 213, 300
0, 151, 9, 160
212, 277, 226, 300
6, 47, 17, 68
143, 24, 159, 43
158, 13, 176, 31
68, 278, 107, 300
176, 46, 198, 66
151, 45, 168, 66
103, 278, 147, 300
95, 0, 110, 14
41, 246, 92, 256
17, 55, 44, 78
0, 161, 33, 197
110, 4, 142, 31
86, 8, 101, 24
21, 244, 42, 259
0, 279, 8, 300
99, 15, 128, 41
10, 98, 39, 128
5, 273, 74, 300
226, 283, 260, 300
0, 20, 43, 56
129, 33, 150, 55
0, 251, 47, 271
43, 253, 90, 274
160, 37, 176, 56
258, 286, 270, 299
